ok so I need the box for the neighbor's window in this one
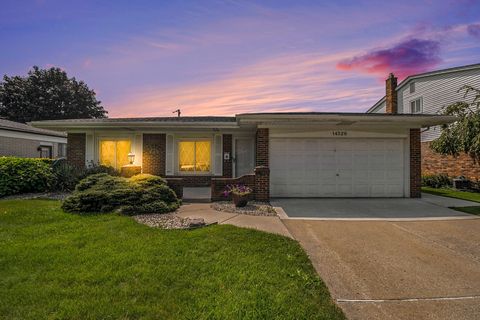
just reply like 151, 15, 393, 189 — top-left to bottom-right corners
39, 145, 52, 159
410, 98, 422, 114
409, 82, 415, 93
58, 143, 67, 158
179, 140, 211, 173
99, 140, 131, 169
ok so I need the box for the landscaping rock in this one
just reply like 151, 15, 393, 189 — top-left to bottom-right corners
184, 217, 206, 228
133, 214, 206, 229
1, 192, 71, 201
211, 201, 277, 216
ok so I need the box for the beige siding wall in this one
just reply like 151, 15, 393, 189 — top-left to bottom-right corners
0, 136, 64, 158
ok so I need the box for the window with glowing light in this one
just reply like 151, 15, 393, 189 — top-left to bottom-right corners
99, 140, 131, 169
178, 140, 211, 173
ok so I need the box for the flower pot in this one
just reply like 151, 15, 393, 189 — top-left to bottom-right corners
232, 193, 249, 207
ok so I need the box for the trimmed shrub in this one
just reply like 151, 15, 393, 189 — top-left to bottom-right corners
51, 159, 119, 192
0, 157, 54, 197
62, 173, 180, 215
422, 174, 452, 188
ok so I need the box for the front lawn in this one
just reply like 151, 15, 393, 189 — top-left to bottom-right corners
0, 200, 344, 319
422, 187, 480, 203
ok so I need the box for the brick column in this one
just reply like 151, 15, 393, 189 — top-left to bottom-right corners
255, 166, 270, 201
256, 128, 269, 167
222, 134, 233, 178
142, 134, 166, 176
67, 133, 86, 168
410, 129, 421, 198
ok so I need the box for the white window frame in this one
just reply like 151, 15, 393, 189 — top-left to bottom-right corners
177, 138, 213, 175
410, 97, 423, 114
409, 82, 415, 93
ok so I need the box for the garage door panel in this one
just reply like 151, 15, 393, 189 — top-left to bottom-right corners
270, 138, 405, 197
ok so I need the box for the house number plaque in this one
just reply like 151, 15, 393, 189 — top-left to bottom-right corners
332, 130, 347, 136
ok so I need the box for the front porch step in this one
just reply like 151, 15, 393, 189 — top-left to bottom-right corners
182, 187, 211, 203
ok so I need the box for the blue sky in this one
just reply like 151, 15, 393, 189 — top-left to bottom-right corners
1, 0, 479, 117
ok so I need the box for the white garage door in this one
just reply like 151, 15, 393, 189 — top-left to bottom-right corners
270, 138, 405, 197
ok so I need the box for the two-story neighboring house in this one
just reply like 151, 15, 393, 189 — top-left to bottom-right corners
367, 63, 480, 179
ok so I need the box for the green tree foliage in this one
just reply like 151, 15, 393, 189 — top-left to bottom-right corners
431, 85, 480, 161
0, 66, 107, 122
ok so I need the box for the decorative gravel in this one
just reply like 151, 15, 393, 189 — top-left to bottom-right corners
1, 192, 71, 201
211, 201, 277, 216
133, 213, 206, 229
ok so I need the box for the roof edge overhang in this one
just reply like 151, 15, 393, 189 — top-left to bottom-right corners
30, 121, 242, 131
236, 113, 457, 128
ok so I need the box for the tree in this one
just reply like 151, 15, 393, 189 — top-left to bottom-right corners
431, 85, 480, 161
0, 66, 107, 122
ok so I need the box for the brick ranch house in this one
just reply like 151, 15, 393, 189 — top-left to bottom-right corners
367, 63, 480, 180
31, 113, 454, 201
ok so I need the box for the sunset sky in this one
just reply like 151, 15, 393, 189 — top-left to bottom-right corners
1, 0, 479, 117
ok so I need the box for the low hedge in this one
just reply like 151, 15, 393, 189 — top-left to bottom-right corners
0, 157, 54, 197
422, 173, 452, 188
62, 173, 180, 215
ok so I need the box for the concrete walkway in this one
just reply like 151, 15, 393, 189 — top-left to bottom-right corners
176, 203, 293, 238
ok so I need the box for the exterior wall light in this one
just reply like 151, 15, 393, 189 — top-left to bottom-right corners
128, 152, 135, 165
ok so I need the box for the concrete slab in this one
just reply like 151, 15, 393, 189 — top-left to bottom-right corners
176, 203, 292, 238
283, 219, 480, 319
272, 196, 475, 219
421, 192, 479, 207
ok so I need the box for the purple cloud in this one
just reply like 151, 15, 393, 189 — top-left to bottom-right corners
337, 38, 442, 80
467, 24, 480, 38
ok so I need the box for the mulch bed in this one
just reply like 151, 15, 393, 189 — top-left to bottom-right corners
211, 201, 277, 216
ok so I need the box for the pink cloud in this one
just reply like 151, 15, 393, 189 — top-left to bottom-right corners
336, 38, 442, 80
108, 51, 383, 117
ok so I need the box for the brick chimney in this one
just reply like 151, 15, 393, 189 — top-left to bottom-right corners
385, 73, 398, 114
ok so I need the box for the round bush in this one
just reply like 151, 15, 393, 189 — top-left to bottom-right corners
62, 173, 180, 215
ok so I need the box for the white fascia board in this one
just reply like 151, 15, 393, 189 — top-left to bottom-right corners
30, 121, 240, 131
0, 129, 67, 143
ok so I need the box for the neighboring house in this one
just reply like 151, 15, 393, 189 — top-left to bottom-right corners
0, 118, 67, 159
31, 113, 452, 200
367, 63, 480, 179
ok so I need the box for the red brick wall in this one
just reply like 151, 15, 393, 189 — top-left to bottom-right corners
142, 134, 166, 176
254, 166, 270, 201
67, 133, 86, 168
422, 141, 480, 180
167, 175, 213, 187
410, 129, 421, 198
222, 134, 233, 178
256, 128, 269, 167
211, 174, 255, 201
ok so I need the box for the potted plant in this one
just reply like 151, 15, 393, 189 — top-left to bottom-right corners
223, 184, 252, 207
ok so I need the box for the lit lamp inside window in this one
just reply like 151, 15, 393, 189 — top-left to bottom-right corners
127, 152, 135, 165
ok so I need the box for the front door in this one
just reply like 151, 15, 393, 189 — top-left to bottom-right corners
235, 138, 255, 177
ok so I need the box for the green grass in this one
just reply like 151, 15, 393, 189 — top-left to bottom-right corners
449, 206, 480, 216
0, 200, 344, 320
422, 187, 480, 203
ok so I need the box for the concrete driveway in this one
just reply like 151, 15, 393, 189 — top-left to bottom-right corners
272, 193, 478, 219
276, 195, 480, 319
